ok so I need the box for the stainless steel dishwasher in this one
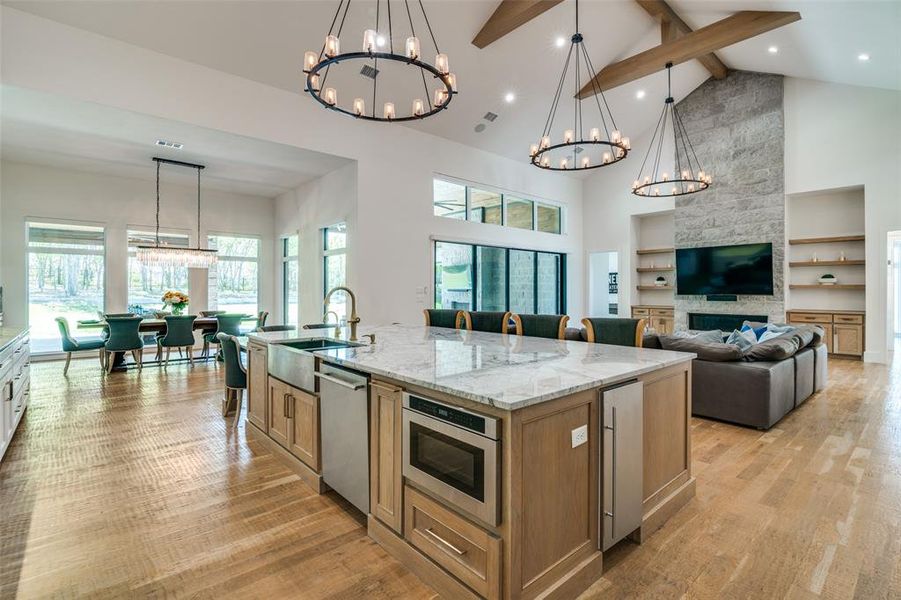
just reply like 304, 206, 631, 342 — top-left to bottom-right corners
315, 362, 370, 513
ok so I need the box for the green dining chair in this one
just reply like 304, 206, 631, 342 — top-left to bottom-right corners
512, 314, 570, 340
581, 317, 647, 348
217, 333, 246, 426
257, 324, 296, 332
104, 316, 145, 372
202, 314, 245, 359
200, 310, 226, 317
459, 310, 513, 334
256, 310, 269, 330
423, 309, 464, 329
55, 317, 107, 375
157, 315, 197, 366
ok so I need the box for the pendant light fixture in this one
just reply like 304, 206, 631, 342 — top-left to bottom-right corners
137, 157, 218, 269
632, 63, 711, 197
530, 0, 629, 171
303, 0, 457, 122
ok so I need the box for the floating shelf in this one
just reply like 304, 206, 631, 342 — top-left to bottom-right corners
789, 260, 865, 267
637, 285, 674, 291
636, 266, 675, 273
636, 247, 675, 255
789, 284, 865, 290
788, 235, 865, 245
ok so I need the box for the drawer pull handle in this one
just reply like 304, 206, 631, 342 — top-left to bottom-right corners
424, 528, 467, 556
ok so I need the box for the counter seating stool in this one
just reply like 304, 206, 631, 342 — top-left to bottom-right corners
104, 316, 145, 372
157, 315, 197, 366
203, 314, 245, 359
459, 311, 513, 334
217, 333, 247, 426
581, 317, 647, 348
423, 309, 464, 329
512, 314, 570, 340
256, 311, 269, 330
257, 325, 297, 332
55, 317, 107, 375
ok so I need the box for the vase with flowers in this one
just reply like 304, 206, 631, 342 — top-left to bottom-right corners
162, 290, 190, 315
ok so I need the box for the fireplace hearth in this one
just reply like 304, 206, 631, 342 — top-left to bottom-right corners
688, 313, 767, 332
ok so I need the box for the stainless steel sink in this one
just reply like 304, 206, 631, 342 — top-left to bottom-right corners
268, 338, 358, 392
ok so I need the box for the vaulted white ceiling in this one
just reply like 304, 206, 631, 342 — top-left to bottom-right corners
4, 0, 899, 168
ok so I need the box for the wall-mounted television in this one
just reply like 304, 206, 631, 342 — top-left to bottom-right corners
676, 243, 774, 296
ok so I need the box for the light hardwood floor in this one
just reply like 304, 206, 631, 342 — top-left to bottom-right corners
1, 355, 899, 599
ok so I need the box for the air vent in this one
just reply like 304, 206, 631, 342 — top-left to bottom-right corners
483, 112, 498, 122
155, 140, 183, 150
360, 65, 380, 79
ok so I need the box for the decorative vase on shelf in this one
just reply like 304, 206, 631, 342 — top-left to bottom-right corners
818, 274, 837, 285
654, 276, 667, 287
839, 251, 846, 262
811, 253, 818, 262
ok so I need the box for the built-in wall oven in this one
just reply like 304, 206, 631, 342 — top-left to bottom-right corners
402, 393, 501, 526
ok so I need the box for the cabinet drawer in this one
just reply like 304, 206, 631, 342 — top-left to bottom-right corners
405, 486, 501, 600
649, 308, 673, 317
833, 314, 863, 324
632, 308, 650, 317
789, 312, 831, 324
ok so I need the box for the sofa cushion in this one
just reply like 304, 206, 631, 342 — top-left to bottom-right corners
726, 328, 757, 351
741, 323, 768, 340
658, 335, 745, 361
691, 358, 796, 429
743, 332, 800, 361
793, 347, 815, 408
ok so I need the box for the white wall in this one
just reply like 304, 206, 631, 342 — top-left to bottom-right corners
1, 7, 584, 328
0, 161, 276, 328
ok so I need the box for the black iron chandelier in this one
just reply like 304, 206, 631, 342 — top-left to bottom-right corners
530, 0, 629, 171
303, 0, 456, 122
632, 63, 711, 197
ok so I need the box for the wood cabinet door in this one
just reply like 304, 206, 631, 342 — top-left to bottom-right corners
268, 378, 291, 449
246, 342, 268, 431
288, 387, 320, 471
658, 317, 674, 335
833, 324, 863, 356
370, 379, 403, 533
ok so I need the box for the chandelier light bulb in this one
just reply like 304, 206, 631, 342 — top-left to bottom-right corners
603, 152, 611, 164
541, 155, 550, 167
632, 180, 640, 189
581, 156, 590, 168
308, 73, 321, 92
529, 144, 539, 157
405, 36, 421, 60
324, 34, 340, 58
376, 34, 386, 47
435, 53, 449, 75
563, 129, 574, 144
654, 188, 660, 196
688, 184, 695, 192
662, 172, 669, 182
434, 88, 448, 106
560, 157, 568, 169
323, 87, 337, 105
303, 51, 318, 73
622, 137, 631, 150
363, 29, 378, 53
384, 102, 396, 119
353, 97, 365, 116
611, 130, 622, 144
446, 73, 457, 92
682, 169, 690, 179
540, 136, 551, 150
616, 148, 624, 159
672, 186, 678, 195
589, 128, 600, 142
644, 175, 651, 184
412, 98, 424, 116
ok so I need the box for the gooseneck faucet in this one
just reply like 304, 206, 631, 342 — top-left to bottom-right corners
324, 286, 360, 341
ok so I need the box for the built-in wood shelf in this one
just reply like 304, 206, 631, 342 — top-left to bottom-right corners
789, 284, 865, 290
636, 247, 675, 255
637, 285, 674, 291
788, 235, 865, 245
636, 266, 675, 273
789, 260, 865, 267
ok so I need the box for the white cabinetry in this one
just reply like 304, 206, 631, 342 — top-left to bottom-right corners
1, 330, 31, 462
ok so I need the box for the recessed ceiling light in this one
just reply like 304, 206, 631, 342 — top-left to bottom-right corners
768, 45, 778, 54
636, 89, 646, 99
376, 35, 386, 48
555, 36, 566, 48
858, 53, 870, 62
504, 92, 516, 103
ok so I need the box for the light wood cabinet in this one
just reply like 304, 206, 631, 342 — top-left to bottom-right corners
268, 377, 292, 449
787, 310, 864, 358
246, 341, 268, 431
370, 379, 404, 534
289, 388, 320, 471
833, 323, 863, 356
633, 306, 673, 336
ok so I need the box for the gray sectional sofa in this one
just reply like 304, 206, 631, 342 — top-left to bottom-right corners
643, 325, 828, 430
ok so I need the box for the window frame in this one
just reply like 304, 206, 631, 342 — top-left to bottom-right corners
322, 222, 348, 314
281, 234, 299, 325
126, 225, 192, 310
206, 232, 262, 314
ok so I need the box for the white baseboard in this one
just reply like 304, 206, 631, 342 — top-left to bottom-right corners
863, 350, 885, 364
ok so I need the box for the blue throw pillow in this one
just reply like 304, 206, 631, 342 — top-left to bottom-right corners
740, 323, 768, 341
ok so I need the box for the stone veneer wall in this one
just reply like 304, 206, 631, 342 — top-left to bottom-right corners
673, 71, 786, 330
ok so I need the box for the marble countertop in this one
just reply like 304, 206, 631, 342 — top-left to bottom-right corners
247, 324, 694, 411
0, 326, 29, 354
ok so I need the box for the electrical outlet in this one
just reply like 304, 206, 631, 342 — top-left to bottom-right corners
571, 424, 588, 448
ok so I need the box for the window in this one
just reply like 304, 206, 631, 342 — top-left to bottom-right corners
433, 179, 466, 220
469, 188, 502, 225
434, 241, 565, 315
282, 235, 299, 325
323, 223, 347, 321
537, 204, 562, 234
505, 197, 534, 230
127, 230, 190, 313
208, 234, 260, 315
27, 222, 105, 353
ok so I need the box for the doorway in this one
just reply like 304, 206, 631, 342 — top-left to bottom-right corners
889, 231, 901, 361
589, 251, 619, 317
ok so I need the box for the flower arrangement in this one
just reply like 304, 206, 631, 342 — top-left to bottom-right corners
161, 290, 190, 315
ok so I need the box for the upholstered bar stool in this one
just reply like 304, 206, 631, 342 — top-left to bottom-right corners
459, 311, 513, 333
217, 333, 246, 426
203, 314, 245, 358
423, 309, 464, 329
581, 317, 647, 347
512, 314, 570, 340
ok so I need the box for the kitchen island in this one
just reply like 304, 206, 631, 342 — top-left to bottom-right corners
242, 324, 695, 600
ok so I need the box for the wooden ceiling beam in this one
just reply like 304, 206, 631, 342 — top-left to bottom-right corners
637, 0, 727, 79
472, 0, 564, 49
578, 10, 801, 98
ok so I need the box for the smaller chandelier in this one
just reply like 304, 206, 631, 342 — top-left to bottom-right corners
530, 0, 629, 171
303, 0, 456, 122
632, 63, 712, 197
137, 158, 218, 269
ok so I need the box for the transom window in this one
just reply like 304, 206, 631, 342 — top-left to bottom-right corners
432, 178, 562, 235
207, 234, 260, 315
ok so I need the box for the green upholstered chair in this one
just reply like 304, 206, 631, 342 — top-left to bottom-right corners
255, 311, 270, 330
55, 317, 107, 375
202, 314, 245, 358
217, 333, 247, 426
200, 310, 226, 317
423, 309, 464, 329
581, 317, 647, 347
512, 314, 570, 340
257, 324, 296, 332
156, 315, 197, 366
104, 316, 145, 372
460, 311, 512, 334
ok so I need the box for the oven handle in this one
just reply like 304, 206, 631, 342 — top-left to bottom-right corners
314, 371, 366, 391
424, 528, 467, 556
